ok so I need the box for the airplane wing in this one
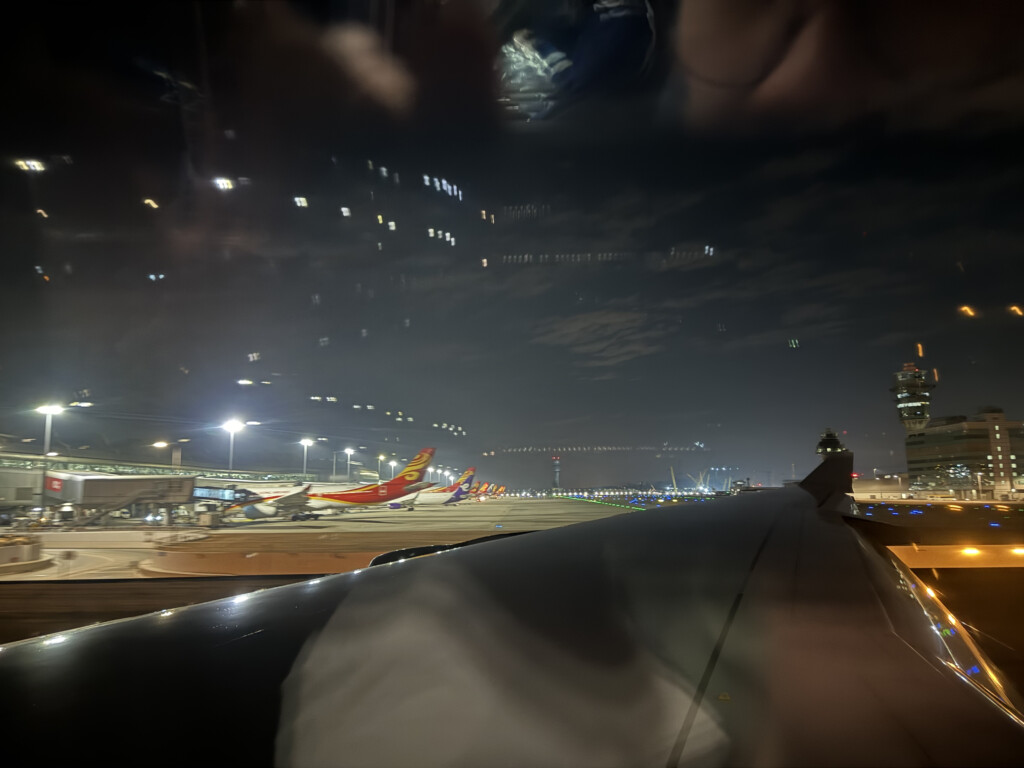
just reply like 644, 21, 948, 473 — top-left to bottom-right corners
2, 455, 1023, 766
257, 483, 311, 510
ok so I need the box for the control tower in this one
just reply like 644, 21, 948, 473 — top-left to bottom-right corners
891, 363, 935, 433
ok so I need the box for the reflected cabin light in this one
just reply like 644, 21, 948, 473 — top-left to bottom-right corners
387, 221, 396, 231
340, 206, 351, 217
1010, 305, 1023, 317
961, 547, 981, 556
142, 199, 159, 209
15, 159, 46, 172
213, 177, 234, 190
959, 305, 977, 317
294, 197, 308, 207
237, 379, 254, 385
36, 209, 48, 218
1012, 548, 1024, 555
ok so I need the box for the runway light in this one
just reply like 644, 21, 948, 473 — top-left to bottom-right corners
958, 305, 976, 317
961, 547, 981, 556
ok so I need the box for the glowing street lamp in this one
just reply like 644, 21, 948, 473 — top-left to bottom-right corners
300, 438, 314, 475
35, 405, 64, 456
344, 447, 355, 480
389, 460, 397, 480
152, 441, 183, 468
221, 419, 245, 470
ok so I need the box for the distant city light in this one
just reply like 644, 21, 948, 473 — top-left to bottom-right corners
212, 177, 234, 190
916, 343, 924, 357
423, 174, 430, 186
340, 206, 351, 217
450, 238, 455, 246
387, 221, 396, 231
481, 258, 488, 268
15, 159, 45, 172
1010, 305, 1023, 317
152, 441, 169, 448
36, 209, 48, 218
428, 228, 435, 237
481, 210, 487, 220
959, 305, 976, 317
142, 199, 159, 209
237, 379, 254, 386
294, 197, 308, 207
244, 420, 261, 426
377, 214, 384, 224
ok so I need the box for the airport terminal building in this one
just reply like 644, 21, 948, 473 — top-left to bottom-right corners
905, 408, 1023, 498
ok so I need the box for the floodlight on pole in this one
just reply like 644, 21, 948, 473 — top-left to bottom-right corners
221, 419, 245, 470
389, 460, 397, 480
300, 438, 314, 475
344, 447, 355, 480
378, 454, 386, 481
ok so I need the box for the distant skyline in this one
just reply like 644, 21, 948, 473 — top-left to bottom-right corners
2, 2, 1023, 487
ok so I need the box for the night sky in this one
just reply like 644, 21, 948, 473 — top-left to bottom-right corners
2, 1, 1023, 488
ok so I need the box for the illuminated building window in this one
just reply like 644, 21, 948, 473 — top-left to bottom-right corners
428, 228, 435, 236
294, 197, 308, 207
423, 174, 430, 186
388, 221, 396, 231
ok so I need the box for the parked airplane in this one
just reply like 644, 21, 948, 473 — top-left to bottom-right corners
226, 448, 435, 519
403, 467, 476, 508
5, 454, 1024, 766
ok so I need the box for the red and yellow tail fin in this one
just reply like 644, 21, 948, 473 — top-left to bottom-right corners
386, 448, 435, 489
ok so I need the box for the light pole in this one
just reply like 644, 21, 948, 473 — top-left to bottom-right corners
152, 441, 183, 468
389, 460, 397, 480
345, 447, 354, 481
977, 472, 984, 499
35, 405, 63, 506
378, 454, 386, 482
300, 439, 314, 475
221, 419, 245, 470
35, 405, 64, 456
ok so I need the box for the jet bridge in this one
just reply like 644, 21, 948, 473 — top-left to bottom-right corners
43, 472, 196, 523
